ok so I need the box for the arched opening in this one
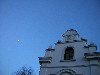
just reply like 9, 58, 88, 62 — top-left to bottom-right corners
64, 47, 74, 60
56, 69, 76, 75
59, 72, 72, 75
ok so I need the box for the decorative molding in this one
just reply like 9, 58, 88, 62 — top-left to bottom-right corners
45, 49, 55, 51
41, 64, 100, 68
38, 57, 52, 65
80, 38, 87, 42
84, 45, 97, 50
84, 52, 100, 56
84, 46, 89, 48
60, 59, 76, 62
88, 45, 97, 50
84, 52, 100, 61
55, 40, 86, 45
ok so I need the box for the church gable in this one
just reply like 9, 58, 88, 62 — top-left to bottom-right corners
39, 29, 100, 75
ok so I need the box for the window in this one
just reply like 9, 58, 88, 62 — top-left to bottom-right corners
64, 47, 74, 60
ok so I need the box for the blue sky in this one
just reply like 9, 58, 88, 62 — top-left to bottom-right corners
0, 0, 100, 75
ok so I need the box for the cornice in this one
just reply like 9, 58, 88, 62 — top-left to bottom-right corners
41, 64, 100, 68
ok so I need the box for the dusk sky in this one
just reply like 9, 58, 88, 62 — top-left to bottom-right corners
0, 0, 100, 75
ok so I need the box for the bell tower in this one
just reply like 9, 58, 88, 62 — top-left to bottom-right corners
38, 29, 100, 75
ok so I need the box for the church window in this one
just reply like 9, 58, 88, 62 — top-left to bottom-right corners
64, 47, 74, 60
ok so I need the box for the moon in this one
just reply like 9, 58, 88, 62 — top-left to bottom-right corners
17, 40, 19, 41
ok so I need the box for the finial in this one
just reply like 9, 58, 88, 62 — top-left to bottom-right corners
90, 40, 94, 45
57, 40, 61, 44
48, 44, 52, 49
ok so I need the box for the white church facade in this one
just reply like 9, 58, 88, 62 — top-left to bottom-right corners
39, 29, 100, 75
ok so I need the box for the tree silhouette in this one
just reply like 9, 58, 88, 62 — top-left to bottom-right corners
12, 66, 35, 75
